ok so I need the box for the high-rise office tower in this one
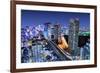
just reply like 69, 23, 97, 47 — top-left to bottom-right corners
44, 22, 51, 40
68, 18, 79, 57
52, 24, 61, 40
45, 23, 61, 41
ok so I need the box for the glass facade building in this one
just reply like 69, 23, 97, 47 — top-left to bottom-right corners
68, 18, 79, 57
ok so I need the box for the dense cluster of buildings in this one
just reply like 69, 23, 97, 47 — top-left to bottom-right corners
21, 18, 90, 63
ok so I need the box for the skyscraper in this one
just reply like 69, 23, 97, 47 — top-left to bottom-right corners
44, 22, 51, 40
52, 24, 61, 41
68, 18, 79, 57
46, 23, 61, 42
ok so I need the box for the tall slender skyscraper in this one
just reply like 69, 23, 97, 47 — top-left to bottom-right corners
44, 22, 51, 40
68, 18, 79, 57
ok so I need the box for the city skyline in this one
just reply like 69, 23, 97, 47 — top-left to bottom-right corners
21, 10, 90, 63
21, 10, 90, 31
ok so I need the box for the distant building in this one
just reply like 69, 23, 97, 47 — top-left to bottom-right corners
68, 18, 79, 57
44, 22, 52, 39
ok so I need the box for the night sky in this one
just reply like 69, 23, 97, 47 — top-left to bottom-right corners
21, 10, 90, 30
